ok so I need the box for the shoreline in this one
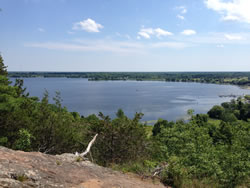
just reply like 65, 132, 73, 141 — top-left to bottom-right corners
239, 85, 250, 90
9, 76, 250, 90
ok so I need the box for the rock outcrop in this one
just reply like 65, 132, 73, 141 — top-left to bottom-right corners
0, 147, 165, 188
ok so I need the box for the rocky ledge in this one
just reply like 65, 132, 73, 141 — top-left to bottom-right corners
0, 147, 165, 188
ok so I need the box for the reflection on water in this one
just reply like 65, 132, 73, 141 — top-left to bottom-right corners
10, 78, 250, 121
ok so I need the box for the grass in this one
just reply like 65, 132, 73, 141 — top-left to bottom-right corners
76, 156, 83, 162
56, 160, 61, 165
111, 161, 156, 176
17, 174, 29, 182
207, 118, 221, 126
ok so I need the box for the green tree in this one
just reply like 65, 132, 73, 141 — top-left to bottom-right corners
187, 109, 194, 116
0, 55, 8, 76
208, 105, 225, 119
116, 108, 125, 118
191, 114, 208, 126
14, 79, 29, 97
152, 119, 173, 136
221, 112, 237, 122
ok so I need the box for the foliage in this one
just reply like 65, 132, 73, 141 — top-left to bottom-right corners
152, 119, 174, 136
151, 108, 250, 187
208, 105, 225, 119
0, 137, 8, 146
0, 55, 250, 187
87, 110, 150, 166
0, 55, 8, 76
112, 160, 158, 177
16, 174, 29, 182
245, 95, 250, 101
14, 129, 33, 151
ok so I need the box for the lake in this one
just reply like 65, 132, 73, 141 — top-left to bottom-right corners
11, 78, 250, 122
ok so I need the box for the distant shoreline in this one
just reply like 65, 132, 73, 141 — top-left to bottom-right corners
9, 76, 250, 90
9, 72, 250, 89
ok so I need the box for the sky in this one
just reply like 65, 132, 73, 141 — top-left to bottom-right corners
0, 0, 250, 72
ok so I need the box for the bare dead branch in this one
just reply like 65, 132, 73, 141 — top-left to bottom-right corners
75, 134, 98, 158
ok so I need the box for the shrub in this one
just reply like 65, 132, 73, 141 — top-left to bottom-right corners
14, 129, 33, 151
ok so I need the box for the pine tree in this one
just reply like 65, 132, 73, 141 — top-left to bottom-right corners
0, 55, 8, 76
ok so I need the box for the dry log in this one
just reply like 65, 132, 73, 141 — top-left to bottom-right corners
75, 134, 98, 158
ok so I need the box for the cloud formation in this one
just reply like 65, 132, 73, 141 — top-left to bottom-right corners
176, 32, 250, 45
138, 28, 153, 39
205, 0, 250, 23
177, 15, 185, 20
138, 28, 173, 39
25, 39, 188, 55
73, 18, 103, 32
224, 34, 243, 40
181, 29, 196, 36
176, 6, 187, 20
176, 6, 187, 14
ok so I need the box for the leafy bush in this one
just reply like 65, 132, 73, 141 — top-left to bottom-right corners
14, 129, 33, 151
208, 105, 225, 119
88, 110, 150, 166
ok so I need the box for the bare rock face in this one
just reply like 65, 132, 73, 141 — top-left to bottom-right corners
0, 147, 165, 188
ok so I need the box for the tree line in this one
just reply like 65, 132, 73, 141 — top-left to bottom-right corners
8, 71, 250, 87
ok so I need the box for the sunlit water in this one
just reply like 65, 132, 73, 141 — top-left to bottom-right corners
10, 78, 250, 122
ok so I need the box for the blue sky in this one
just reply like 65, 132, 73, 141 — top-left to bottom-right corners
0, 0, 250, 71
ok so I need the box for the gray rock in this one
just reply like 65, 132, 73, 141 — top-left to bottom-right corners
0, 147, 165, 188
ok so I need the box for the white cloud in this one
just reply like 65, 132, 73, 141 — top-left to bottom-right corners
116, 33, 131, 39
176, 6, 187, 14
181, 8, 187, 14
141, 28, 154, 34
138, 28, 154, 39
176, 6, 187, 20
38, 28, 45, 32
176, 32, 250, 45
177, 15, 185, 20
73, 18, 103, 32
29, 32, 250, 55
224, 34, 243, 40
205, 0, 250, 23
181, 29, 197, 36
138, 30, 151, 39
138, 27, 173, 39
25, 39, 189, 55
154, 28, 173, 37
26, 41, 142, 54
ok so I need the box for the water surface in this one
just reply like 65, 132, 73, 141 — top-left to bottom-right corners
11, 78, 250, 121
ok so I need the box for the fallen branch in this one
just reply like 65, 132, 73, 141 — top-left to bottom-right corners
141, 163, 169, 180
75, 134, 98, 158
152, 163, 169, 177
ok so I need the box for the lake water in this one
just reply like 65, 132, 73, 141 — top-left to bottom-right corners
11, 78, 250, 122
